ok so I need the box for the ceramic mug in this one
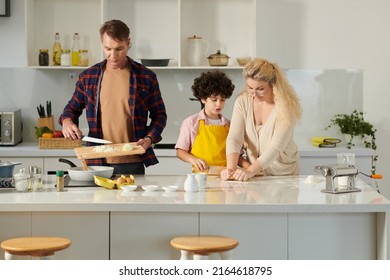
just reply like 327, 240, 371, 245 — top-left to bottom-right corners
195, 172, 207, 189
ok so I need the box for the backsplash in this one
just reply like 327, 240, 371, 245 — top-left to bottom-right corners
0, 68, 362, 144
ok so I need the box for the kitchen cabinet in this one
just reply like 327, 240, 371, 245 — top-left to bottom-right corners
1, 175, 388, 260
25, 0, 256, 68
32, 211, 109, 260
110, 212, 198, 259
145, 155, 191, 175
0, 156, 82, 175
0, 212, 109, 260
44, 157, 83, 173
0, 157, 43, 173
0, 213, 31, 260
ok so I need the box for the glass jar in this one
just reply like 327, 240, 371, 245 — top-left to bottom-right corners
78, 50, 89, 66
60, 49, 71, 66
38, 49, 49, 66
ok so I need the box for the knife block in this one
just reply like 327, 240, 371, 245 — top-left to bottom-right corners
37, 116, 55, 131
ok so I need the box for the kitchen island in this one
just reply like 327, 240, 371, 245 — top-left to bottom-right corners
0, 175, 388, 260
0, 141, 375, 183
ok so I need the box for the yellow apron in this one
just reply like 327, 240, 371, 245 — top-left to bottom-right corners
190, 119, 229, 169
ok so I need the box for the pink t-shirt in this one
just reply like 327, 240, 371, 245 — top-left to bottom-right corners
175, 109, 230, 152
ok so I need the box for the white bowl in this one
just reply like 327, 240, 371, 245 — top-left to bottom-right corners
162, 185, 179, 192
142, 185, 159, 192
120, 185, 137, 192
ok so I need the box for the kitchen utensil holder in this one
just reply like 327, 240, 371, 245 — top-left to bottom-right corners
37, 116, 55, 131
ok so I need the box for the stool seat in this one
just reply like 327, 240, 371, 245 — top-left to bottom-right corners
170, 235, 239, 260
1, 237, 71, 259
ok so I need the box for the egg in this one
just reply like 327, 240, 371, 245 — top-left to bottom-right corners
116, 177, 125, 185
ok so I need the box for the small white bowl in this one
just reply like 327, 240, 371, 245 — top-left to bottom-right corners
162, 185, 179, 192
120, 185, 137, 192
142, 185, 159, 192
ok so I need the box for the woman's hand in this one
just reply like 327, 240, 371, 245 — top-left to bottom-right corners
220, 168, 235, 181
231, 168, 252, 182
223, 167, 257, 182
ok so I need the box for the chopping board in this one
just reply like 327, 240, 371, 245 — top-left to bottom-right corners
74, 142, 145, 160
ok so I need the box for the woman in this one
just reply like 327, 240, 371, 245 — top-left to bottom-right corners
221, 58, 302, 181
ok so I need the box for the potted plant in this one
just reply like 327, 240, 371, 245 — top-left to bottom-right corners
325, 110, 379, 189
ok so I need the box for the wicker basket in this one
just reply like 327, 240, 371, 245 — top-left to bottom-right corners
39, 138, 82, 149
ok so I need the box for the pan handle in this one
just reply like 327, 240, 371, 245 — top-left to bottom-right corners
59, 158, 78, 168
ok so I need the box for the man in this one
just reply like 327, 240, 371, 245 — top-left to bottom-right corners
59, 19, 167, 174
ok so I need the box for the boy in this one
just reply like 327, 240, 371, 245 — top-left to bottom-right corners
175, 71, 235, 173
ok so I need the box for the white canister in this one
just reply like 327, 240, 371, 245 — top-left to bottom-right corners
186, 35, 209, 66
184, 173, 198, 192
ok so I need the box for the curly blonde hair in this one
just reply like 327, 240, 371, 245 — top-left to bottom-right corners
243, 58, 301, 124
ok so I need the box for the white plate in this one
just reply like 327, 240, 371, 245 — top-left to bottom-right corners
162, 185, 179, 192
120, 185, 137, 192
141, 185, 159, 192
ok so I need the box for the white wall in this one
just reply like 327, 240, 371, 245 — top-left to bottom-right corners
256, 0, 390, 197
1, 0, 389, 198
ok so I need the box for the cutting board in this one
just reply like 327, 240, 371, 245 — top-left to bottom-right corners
74, 142, 145, 160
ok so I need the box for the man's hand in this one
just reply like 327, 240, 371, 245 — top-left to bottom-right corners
137, 137, 152, 151
62, 118, 82, 139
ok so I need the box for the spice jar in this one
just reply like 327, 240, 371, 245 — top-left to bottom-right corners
39, 49, 49, 66
60, 49, 71, 66
56, 170, 65, 192
78, 50, 89, 66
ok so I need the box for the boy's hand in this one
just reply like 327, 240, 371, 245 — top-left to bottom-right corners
191, 158, 209, 172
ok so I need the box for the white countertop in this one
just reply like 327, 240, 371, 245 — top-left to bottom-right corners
0, 141, 374, 158
0, 175, 388, 213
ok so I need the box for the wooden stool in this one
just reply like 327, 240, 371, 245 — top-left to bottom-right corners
170, 235, 239, 260
1, 237, 71, 260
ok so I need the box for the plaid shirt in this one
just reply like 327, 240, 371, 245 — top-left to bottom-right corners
59, 57, 167, 167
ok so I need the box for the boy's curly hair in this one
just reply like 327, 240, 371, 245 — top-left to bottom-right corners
191, 71, 235, 100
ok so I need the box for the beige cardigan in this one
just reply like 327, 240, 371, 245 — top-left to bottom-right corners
226, 93, 300, 175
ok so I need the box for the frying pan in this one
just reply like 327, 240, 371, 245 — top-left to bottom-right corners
59, 158, 114, 181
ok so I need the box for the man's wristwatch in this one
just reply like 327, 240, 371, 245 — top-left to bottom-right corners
144, 135, 153, 143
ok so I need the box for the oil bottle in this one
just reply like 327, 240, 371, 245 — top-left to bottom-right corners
52, 32, 62, 66
72, 32, 80, 66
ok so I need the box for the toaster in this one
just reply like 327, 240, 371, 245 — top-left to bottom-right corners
0, 108, 23, 145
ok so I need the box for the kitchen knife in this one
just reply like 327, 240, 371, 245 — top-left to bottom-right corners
82, 136, 112, 144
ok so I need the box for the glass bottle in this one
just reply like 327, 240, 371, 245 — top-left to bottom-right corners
72, 32, 81, 66
52, 32, 62, 66
78, 50, 89, 66
38, 49, 49, 66
61, 49, 71, 66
